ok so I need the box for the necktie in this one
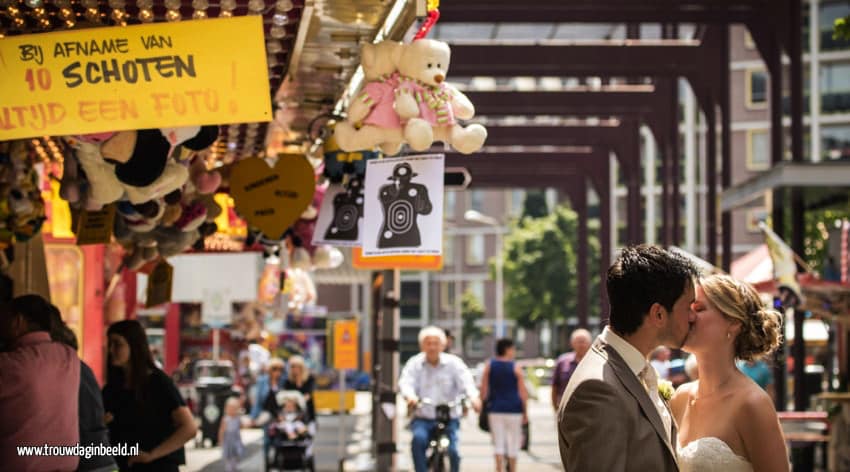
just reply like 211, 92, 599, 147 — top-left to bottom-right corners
640, 365, 672, 443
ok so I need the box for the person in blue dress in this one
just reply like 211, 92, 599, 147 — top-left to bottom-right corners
479, 338, 529, 472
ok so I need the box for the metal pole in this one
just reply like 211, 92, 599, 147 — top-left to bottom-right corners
212, 328, 220, 361
810, 0, 821, 163
495, 229, 504, 339
375, 269, 400, 471
338, 366, 346, 472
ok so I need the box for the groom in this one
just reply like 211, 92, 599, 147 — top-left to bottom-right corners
557, 245, 698, 471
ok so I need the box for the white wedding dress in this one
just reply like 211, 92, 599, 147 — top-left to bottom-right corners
677, 437, 753, 472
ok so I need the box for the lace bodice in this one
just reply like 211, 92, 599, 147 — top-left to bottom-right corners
677, 437, 753, 472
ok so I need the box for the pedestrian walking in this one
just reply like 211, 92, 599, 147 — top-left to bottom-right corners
219, 397, 245, 472
479, 338, 528, 472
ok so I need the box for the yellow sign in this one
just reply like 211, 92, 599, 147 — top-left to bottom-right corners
333, 319, 359, 370
75, 204, 116, 246
230, 155, 315, 239
352, 247, 444, 271
0, 16, 271, 140
146, 260, 173, 307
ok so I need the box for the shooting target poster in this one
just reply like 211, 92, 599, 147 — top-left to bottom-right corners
312, 180, 365, 247
362, 154, 444, 257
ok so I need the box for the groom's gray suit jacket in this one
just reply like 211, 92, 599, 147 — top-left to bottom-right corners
557, 338, 679, 472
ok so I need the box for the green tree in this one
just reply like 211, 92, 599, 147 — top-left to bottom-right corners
835, 14, 850, 41
522, 190, 549, 219
499, 204, 600, 328
460, 290, 485, 350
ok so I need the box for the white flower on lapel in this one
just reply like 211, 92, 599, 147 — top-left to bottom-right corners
658, 380, 674, 402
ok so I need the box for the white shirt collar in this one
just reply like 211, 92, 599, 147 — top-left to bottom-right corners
599, 326, 648, 376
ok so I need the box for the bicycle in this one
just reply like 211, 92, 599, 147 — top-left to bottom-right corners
414, 396, 466, 472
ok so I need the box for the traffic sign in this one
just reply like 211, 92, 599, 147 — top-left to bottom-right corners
333, 319, 358, 370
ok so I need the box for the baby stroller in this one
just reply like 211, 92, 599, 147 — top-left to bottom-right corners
265, 390, 316, 472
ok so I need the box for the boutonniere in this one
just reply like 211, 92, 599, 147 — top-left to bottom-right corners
658, 380, 674, 402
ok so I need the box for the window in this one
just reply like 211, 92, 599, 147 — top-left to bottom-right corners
466, 234, 485, 265
470, 190, 485, 212
820, 63, 850, 114
820, 2, 850, 51
822, 125, 850, 161
746, 208, 768, 233
400, 281, 422, 320
744, 30, 756, 50
440, 281, 455, 311
401, 327, 421, 364
746, 69, 768, 109
508, 190, 525, 217
444, 191, 456, 220
515, 327, 526, 354
444, 236, 455, 262
467, 281, 486, 305
747, 130, 770, 171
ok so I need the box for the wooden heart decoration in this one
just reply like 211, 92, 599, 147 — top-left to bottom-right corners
229, 155, 316, 239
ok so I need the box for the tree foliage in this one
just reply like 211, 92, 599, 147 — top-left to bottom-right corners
522, 190, 549, 219
460, 290, 485, 348
500, 204, 600, 328
835, 15, 850, 41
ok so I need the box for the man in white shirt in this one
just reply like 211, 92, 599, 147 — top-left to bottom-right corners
400, 326, 481, 472
557, 245, 699, 472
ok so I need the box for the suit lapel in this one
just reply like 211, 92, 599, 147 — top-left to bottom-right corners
603, 343, 679, 465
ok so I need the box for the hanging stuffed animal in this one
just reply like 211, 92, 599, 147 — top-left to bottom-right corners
393, 39, 487, 154
333, 40, 406, 155
335, 39, 486, 155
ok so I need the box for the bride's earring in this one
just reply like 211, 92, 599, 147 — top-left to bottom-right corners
726, 332, 731, 340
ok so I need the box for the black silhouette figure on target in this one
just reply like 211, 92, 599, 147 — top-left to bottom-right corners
377, 162, 432, 248
325, 177, 364, 242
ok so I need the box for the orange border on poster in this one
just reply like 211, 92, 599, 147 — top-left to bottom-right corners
352, 247, 443, 271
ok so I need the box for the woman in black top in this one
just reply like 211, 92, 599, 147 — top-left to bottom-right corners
283, 355, 316, 422
102, 320, 197, 471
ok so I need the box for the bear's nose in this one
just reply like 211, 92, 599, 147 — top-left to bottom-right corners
434, 74, 444, 83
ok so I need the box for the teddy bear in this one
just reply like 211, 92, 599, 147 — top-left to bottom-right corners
393, 39, 487, 154
333, 40, 406, 155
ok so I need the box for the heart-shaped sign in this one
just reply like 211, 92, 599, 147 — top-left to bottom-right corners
229, 155, 316, 239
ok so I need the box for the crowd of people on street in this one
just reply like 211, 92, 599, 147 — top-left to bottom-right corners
0, 292, 319, 472
1, 243, 793, 472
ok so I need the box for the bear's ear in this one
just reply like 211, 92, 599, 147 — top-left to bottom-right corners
391, 42, 405, 69
360, 43, 377, 71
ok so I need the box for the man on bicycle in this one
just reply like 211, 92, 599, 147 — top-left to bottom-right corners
400, 326, 481, 472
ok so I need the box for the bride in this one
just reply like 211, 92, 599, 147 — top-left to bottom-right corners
670, 274, 790, 472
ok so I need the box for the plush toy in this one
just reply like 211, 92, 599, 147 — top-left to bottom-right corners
335, 39, 487, 155
334, 41, 405, 155
393, 39, 487, 154
74, 141, 124, 209
113, 127, 209, 204
188, 156, 222, 195
2, 142, 46, 243
322, 123, 381, 183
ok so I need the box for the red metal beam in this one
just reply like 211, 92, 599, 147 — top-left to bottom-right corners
466, 89, 662, 117
450, 42, 713, 78
439, 0, 766, 23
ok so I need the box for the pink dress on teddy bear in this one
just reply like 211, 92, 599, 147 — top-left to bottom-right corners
358, 73, 402, 129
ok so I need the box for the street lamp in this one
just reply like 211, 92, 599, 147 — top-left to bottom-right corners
464, 209, 505, 338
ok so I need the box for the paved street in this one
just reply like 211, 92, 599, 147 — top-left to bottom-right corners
183, 387, 562, 471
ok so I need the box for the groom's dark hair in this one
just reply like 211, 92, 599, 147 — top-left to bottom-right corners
606, 245, 698, 336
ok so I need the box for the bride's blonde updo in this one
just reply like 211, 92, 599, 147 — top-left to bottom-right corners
699, 274, 783, 361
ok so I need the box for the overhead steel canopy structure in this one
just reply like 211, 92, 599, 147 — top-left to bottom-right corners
436, 0, 806, 413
